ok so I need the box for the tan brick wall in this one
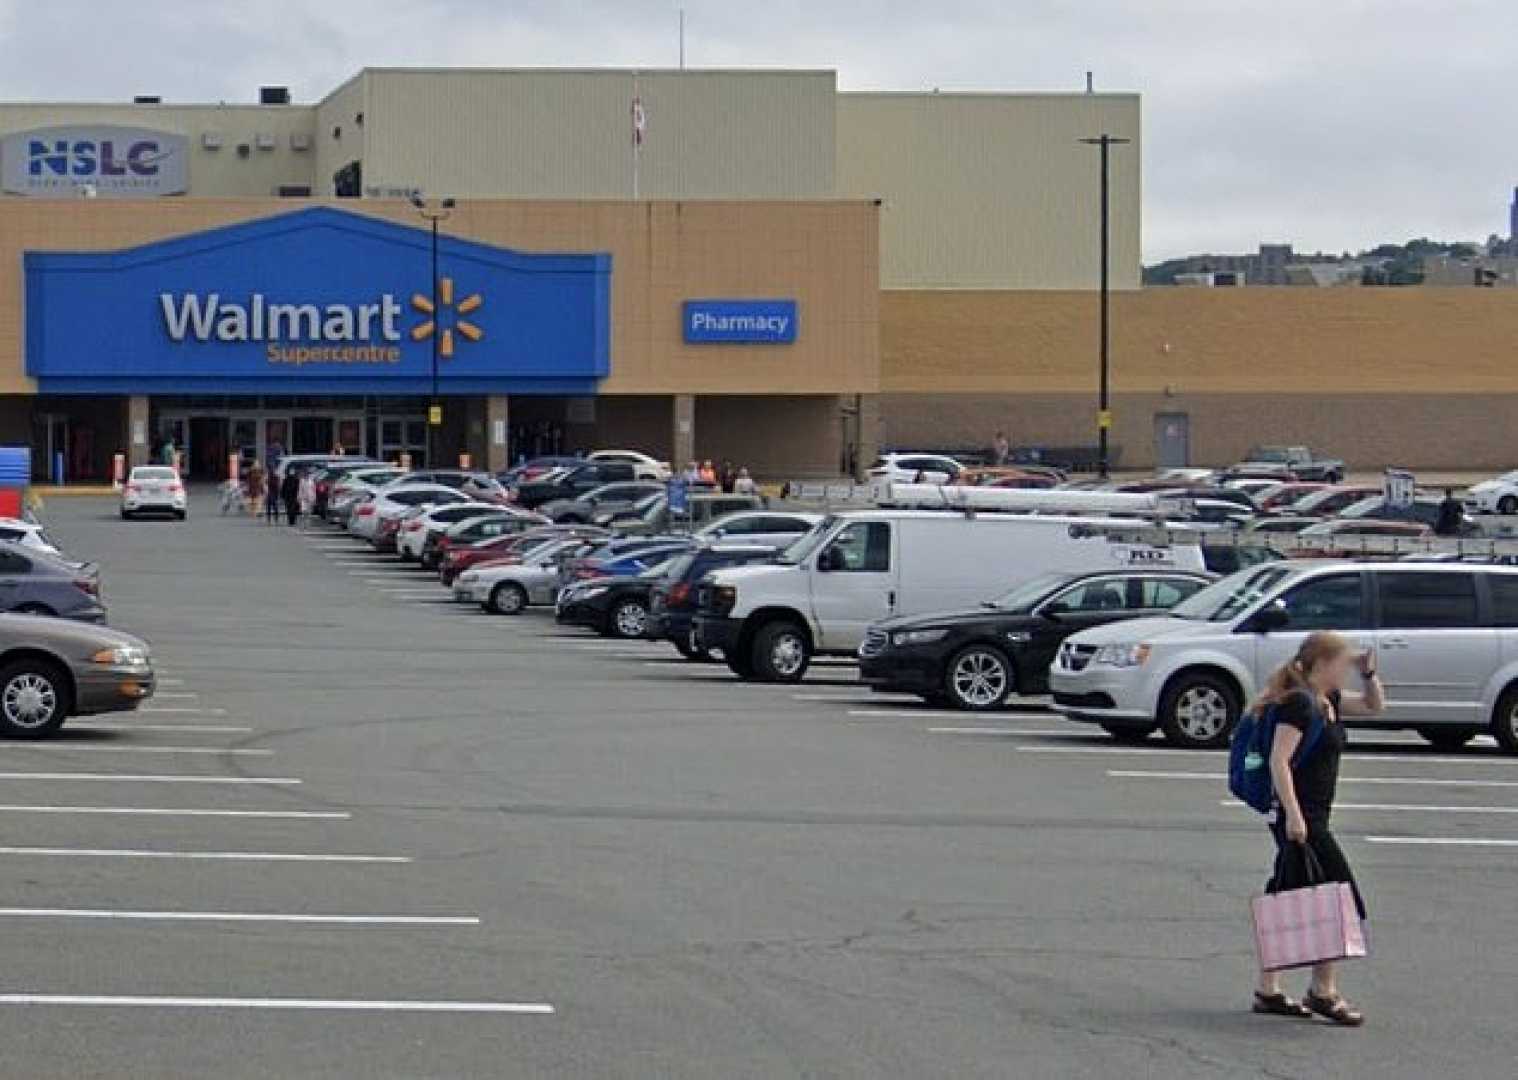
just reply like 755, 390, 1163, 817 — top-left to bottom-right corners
0, 198, 879, 397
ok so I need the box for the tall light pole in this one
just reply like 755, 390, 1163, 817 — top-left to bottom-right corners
1078, 135, 1129, 480
410, 194, 456, 468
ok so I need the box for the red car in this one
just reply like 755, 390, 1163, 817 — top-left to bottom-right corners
439, 526, 606, 585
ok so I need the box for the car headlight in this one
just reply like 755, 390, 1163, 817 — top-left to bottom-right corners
579, 586, 608, 600
1092, 643, 1151, 668
891, 628, 948, 647
92, 645, 149, 667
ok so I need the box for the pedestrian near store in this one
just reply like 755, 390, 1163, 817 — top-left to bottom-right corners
160, 436, 177, 468
246, 463, 266, 517
733, 467, 757, 495
682, 461, 701, 483
1435, 488, 1464, 536
1252, 631, 1383, 1026
992, 430, 1010, 465
280, 469, 300, 526
719, 460, 736, 493
297, 471, 317, 528
699, 460, 717, 484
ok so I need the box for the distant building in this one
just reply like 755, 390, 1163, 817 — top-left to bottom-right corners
1421, 252, 1518, 287
1146, 243, 1343, 286
1511, 186, 1517, 242
1175, 270, 1245, 287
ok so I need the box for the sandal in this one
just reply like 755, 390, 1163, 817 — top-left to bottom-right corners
1305, 991, 1365, 1027
1252, 990, 1311, 1018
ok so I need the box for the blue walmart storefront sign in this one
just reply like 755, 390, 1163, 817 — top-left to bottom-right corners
683, 299, 797, 344
25, 207, 612, 394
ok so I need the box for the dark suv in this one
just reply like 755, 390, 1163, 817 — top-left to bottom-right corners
513, 462, 638, 509
858, 570, 1211, 711
647, 545, 778, 659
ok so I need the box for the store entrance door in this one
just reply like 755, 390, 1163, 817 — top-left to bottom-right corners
291, 417, 335, 454
189, 418, 228, 480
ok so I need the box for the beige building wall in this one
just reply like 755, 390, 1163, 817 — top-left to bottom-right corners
837, 93, 1141, 290
357, 68, 836, 200
0, 103, 317, 196
0, 197, 879, 398
313, 75, 367, 197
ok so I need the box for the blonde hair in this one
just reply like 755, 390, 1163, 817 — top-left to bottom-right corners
1251, 630, 1352, 712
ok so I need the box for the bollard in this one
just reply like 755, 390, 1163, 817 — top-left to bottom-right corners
458, 452, 472, 470
173, 450, 183, 476
112, 453, 125, 490
228, 452, 240, 482
52, 451, 64, 486
399, 452, 412, 472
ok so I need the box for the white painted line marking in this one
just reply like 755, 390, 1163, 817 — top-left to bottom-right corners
0, 846, 406, 863
847, 709, 1058, 722
74, 722, 253, 734
0, 909, 476, 925
1019, 745, 1515, 766
1108, 770, 1518, 789
156, 678, 185, 687
0, 994, 552, 1015
0, 773, 298, 785
140, 707, 227, 716
0, 745, 270, 757
150, 692, 199, 700
1219, 800, 1518, 816
1364, 836, 1518, 847
0, 804, 347, 819
929, 727, 1087, 736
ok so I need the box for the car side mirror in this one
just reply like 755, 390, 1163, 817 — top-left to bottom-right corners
1250, 602, 1290, 633
1039, 604, 1064, 621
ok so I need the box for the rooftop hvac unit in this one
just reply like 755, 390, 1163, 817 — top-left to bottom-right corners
254, 132, 276, 151
289, 131, 311, 152
260, 86, 291, 105
202, 132, 223, 150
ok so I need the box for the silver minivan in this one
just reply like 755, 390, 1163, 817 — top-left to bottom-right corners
1049, 561, 1518, 753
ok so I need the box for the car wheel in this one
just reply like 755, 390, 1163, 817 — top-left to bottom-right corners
943, 644, 1013, 711
750, 620, 810, 683
0, 658, 71, 739
610, 599, 649, 640
1100, 723, 1154, 744
1491, 687, 1518, 754
488, 582, 528, 616
13, 604, 56, 617
1499, 496, 1518, 516
1158, 671, 1240, 749
1417, 727, 1477, 751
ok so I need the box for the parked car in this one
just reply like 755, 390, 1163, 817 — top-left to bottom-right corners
586, 449, 672, 480
498, 456, 585, 485
647, 545, 779, 659
696, 510, 1208, 684
858, 569, 1212, 710
1464, 471, 1518, 515
0, 612, 154, 737
1050, 561, 1518, 753
558, 537, 697, 588
312, 463, 400, 518
420, 509, 549, 570
0, 542, 105, 621
1254, 481, 1328, 512
513, 461, 639, 509
537, 481, 667, 524
1275, 484, 1380, 518
1337, 494, 1475, 534
1292, 518, 1433, 556
695, 510, 821, 549
453, 537, 587, 614
951, 466, 1059, 490
325, 467, 406, 523
273, 454, 378, 486
348, 484, 470, 540
867, 453, 963, 488
1241, 515, 1319, 536
395, 502, 503, 560
438, 526, 606, 585
120, 465, 187, 520
1226, 445, 1344, 483
556, 556, 687, 638
0, 518, 61, 557
597, 492, 763, 534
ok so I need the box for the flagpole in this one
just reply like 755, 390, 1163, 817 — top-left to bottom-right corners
631, 72, 641, 200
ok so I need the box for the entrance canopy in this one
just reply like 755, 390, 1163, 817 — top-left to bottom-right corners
25, 206, 611, 395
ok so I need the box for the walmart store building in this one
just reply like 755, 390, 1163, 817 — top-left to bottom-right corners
0, 68, 1142, 480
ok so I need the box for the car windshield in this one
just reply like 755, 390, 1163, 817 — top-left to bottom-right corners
776, 516, 839, 565
985, 571, 1073, 612
1170, 565, 1293, 622
1247, 447, 1292, 462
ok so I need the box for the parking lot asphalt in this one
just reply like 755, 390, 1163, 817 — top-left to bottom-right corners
3, 494, 1516, 1078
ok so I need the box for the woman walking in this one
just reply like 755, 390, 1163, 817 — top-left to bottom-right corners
1253, 631, 1383, 1026
280, 469, 300, 527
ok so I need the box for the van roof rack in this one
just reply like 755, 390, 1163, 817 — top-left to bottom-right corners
877, 481, 1190, 519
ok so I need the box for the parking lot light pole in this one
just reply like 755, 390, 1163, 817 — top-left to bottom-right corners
1079, 135, 1129, 481
410, 194, 457, 468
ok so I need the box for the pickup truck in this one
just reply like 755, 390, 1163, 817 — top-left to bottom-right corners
1227, 446, 1344, 483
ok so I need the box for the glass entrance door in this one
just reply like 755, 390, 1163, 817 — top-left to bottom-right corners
290, 417, 334, 454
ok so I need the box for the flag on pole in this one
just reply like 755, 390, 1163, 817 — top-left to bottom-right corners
631, 96, 647, 146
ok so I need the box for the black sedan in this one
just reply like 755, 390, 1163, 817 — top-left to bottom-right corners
554, 564, 673, 638
857, 570, 1212, 711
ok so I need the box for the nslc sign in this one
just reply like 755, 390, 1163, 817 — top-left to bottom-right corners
2, 125, 189, 197
26, 207, 612, 394
683, 299, 797, 344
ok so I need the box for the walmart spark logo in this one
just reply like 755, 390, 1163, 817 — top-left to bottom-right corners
410, 277, 484, 359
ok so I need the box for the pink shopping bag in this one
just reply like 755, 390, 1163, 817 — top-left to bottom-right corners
1251, 882, 1367, 972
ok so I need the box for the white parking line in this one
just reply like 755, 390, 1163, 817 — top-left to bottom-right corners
929, 726, 1079, 736
151, 692, 199, 700
0, 805, 348, 819
848, 709, 1063, 722
1219, 800, 1518, 816
156, 678, 185, 687
74, 723, 253, 734
0, 745, 271, 757
0, 847, 408, 863
0, 994, 553, 1015
1364, 836, 1518, 847
0, 908, 475, 925
0, 773, 299, 785
1108, 770, 1518, 788
140, 707, 227, 716
1019, 745, 1513, 766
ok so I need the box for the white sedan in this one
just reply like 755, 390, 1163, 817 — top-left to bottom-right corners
867, 453, 963, 487
1465, 471, 1518, 515
452, 538, 580, 614
0, 518, 61, 556
348, 484, 468, 540
120, 466, 187, 520
395, 502, 504, 560
587, 449, 671, 481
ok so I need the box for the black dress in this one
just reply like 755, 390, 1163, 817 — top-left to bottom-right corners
1265, 689, 1367, 920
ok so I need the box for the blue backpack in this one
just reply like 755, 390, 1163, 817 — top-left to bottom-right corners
1228, 695, 1324, 813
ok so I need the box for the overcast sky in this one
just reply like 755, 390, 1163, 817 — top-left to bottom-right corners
1, 1, 1513, 261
